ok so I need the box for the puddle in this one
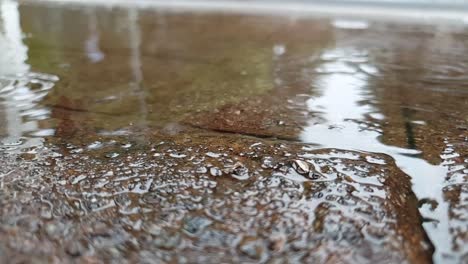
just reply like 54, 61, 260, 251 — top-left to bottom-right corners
300, 47, 451, 263
0, 1, 467, 263
0, 0, 59, 151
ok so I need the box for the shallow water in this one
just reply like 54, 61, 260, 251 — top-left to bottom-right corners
0, 0, 467, 263
299, 46, 452, 261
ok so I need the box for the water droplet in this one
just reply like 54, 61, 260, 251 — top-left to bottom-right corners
206, 152, 221, 158
105, 152, 120, 158
196, 166, 208, 174
292, 160, 310, 175
170, 153, 187, 158
87, 141, 103, 150
273, 44, 286, 56
210, 167, 222, 177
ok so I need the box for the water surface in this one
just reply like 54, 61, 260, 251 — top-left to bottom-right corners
0, 1, 467, 263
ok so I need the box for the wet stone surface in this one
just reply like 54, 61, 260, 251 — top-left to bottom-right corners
1, 133, 431, 263
0, 1, 467, 263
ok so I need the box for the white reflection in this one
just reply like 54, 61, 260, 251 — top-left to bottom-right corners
1, 0, 29, 140
332, 19, 369, 29
0, 0, 57, 149
22, 0, 468, 25
128, 8, 148, 129
300, 48, 449, 263
85, 10, 105, 63
273, 44, 286, 56
0, 0, 29, 75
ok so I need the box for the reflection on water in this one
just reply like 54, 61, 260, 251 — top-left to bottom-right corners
0, 0, 58, 151
0, 0, 28, 75
0, 1, 467, 263
84, 10, 105, 63
299, 18, 467, 262
300, 45, 450, 263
